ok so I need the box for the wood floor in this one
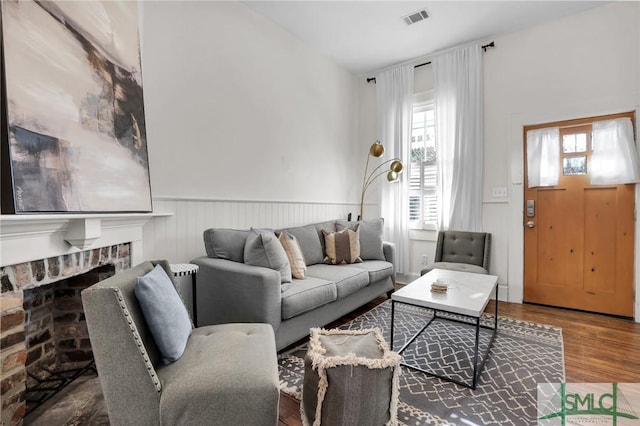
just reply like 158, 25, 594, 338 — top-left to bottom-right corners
277, 295, 640, 426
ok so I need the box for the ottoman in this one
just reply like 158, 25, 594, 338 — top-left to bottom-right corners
301, 327, 401, 426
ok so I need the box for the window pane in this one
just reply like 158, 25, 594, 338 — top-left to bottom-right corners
575, 133, 587, 152
412, 111, 425, 129
563, 156, 587, 175
411, 145, 425, 163
425, 109, 435, 126
562, 134, 576, 153
425, 126, 435, 144
426, 146, 436, 163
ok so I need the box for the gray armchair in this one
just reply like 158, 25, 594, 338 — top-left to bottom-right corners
81, 260, 280, 426
420, 231, 491, 275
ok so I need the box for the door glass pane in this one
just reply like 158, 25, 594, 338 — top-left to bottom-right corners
575, 133, 587, 152
563, 156, 587, 175
563, 134, 576, 153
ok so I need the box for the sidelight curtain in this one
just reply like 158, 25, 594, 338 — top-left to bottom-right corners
526, 127, 560, 188
376, 64, 413, 274
591, 117, 640, 185
433, 43, 484, 232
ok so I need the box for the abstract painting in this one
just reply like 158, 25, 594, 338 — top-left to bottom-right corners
1, 0, 152, 213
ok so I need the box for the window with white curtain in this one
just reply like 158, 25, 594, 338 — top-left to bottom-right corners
525, 113, 639, 188
409, 102, 438, 229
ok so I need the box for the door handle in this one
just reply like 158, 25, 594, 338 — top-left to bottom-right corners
526, 221, 535, 228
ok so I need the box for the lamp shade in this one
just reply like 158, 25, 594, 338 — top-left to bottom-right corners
387, 171, 399, 182
390, 160, 403, 173
369, 141, 384, 157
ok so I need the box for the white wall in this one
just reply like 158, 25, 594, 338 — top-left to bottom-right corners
141, 0, 362, 204
140, 1, 365, 264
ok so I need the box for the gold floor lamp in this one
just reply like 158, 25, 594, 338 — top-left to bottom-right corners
359, 140, 403, 220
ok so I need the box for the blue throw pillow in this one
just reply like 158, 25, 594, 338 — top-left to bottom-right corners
135, 264, 192, 365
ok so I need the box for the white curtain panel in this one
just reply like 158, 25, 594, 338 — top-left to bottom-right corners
376, 64, 414, 274
433, 43, 484, 232
591, 117, 640, 185
526, 127, 560, 188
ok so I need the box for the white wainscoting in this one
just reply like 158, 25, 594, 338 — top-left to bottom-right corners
143, 197, 364, 264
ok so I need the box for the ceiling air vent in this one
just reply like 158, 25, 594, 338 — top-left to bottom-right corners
403, 9, 429, 26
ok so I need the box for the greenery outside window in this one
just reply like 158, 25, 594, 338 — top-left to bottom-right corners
409, 102, 437, 229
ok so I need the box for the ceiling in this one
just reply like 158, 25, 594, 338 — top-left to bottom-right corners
243, 1, 609, 75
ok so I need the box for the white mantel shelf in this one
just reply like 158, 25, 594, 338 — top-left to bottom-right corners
0, 212, 172, 267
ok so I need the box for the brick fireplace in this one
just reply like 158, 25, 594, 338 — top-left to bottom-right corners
0, 214, 155, 425
0, 245, 130, 423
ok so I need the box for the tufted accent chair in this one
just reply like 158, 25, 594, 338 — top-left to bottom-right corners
420, 231, 491, 276
81, 260, 280, 426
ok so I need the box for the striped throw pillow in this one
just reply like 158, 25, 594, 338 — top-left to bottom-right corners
322, 227, 362, 265
278, 231, 307, 279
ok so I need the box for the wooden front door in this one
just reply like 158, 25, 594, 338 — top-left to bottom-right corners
524, 113, 636, 317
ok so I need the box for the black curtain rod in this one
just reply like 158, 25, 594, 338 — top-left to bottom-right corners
366, 41, 495, 84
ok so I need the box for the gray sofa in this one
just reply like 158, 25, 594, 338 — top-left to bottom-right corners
192, 219, 396, 351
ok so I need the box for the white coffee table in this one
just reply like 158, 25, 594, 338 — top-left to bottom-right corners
391, 268, 499, 389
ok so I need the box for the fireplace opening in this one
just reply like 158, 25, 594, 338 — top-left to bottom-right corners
22, 264, 115, 413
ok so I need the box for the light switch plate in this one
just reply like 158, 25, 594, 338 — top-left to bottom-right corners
491, 187, 508, 198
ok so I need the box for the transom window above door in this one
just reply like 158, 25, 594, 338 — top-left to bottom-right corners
561, 125, 591, 177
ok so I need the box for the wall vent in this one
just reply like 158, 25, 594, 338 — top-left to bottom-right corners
403, 9, 429, 25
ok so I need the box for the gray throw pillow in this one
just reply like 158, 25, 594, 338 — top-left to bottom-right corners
279, 224, 324, 266
314, 220, 337, 255
135, 264, 192, 365
244, 228, 292, 284
337, 218, 385, 260
203, 228, 250, 262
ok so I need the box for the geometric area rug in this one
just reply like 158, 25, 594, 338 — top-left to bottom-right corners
278, 300, 565, 426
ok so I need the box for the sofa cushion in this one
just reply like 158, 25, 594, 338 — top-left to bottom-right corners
306, 264, 369, 299
281, 277, 337, 320
158, 323, 279, 425
349, 260, 394, 284
280, 224, 324, 266
135, 265, 192, 365
322, 228, 362, 265
203, 228, 250, 262
278, 231, 307, 279
336, 218, 385, 261
244, 229, 292, 284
